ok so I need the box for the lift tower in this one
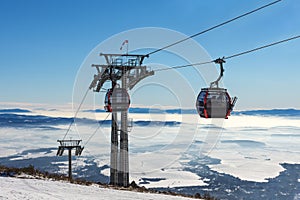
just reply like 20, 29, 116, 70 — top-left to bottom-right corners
56, 139, 84, 181
89, 53, 154, 187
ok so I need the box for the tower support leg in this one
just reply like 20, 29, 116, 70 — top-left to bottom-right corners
110, 82, 119, 185
119, 111, 129, 186
68, 148, 72, 181
119, 69, 129, 187
110, 112, 118, 185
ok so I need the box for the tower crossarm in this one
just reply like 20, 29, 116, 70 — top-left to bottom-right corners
90, 54, 154, 92
127, 66, 154, 90
90, 65, 111, 92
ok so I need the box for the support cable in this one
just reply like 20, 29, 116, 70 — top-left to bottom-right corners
224, 35, 300, 60
154, 60, 214, 72
146, 0, 282, 57
62, 87, 90, 140
153, 34, 300, 72
84, 112, 111, 147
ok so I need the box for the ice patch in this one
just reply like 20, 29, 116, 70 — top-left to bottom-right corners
133, 169, 207, 188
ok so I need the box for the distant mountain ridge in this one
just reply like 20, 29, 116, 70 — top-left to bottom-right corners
0, 113, 180, 129
233, 108, 300, 117
0, 108, 31, 113
0, 108, 299, 127
84, 108, 197, 114
84, 108, 300, 117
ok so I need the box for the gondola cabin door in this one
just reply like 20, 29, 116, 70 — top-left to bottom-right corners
104, 88, 130, 112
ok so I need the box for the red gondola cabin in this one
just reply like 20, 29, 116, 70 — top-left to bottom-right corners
196, 87, 236, 119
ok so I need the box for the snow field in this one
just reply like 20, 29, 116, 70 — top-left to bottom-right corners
0, 177, 198, 200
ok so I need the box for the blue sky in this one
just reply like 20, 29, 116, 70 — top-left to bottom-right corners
0, 0, 299, 109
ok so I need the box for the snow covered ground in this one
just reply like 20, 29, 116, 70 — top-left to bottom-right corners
0, 177, 196, 200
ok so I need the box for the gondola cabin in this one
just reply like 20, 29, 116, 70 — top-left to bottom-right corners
196, 87, 236, 119
104, 88, 130, 112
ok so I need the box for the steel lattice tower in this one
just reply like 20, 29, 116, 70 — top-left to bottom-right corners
90, 53, 154, 187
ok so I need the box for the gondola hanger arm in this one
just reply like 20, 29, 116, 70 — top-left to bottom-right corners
210, 58, 225, 88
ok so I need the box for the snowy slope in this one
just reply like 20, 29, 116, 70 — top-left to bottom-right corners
0, 177, 197, 200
